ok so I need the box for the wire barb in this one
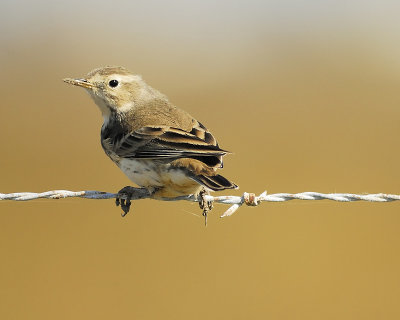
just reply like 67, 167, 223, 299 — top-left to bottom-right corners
0, 190, 399, 218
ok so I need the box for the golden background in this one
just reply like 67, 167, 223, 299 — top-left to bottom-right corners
1, 1, 400, 319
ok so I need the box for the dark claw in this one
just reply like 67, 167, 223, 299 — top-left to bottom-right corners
198, 188, 213, 226
121, 200, 131, 217
199, 197, 204, 209
115, 186, 135, 217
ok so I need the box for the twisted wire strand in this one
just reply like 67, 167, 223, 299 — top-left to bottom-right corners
1, 190, 399, 218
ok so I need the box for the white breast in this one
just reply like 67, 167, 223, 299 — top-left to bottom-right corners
118, 158, 202, 197
119, 158, 164, 187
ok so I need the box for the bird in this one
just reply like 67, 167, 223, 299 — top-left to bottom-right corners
63, 66, 237, 221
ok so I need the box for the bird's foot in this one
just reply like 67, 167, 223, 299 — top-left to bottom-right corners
198, 189, 213, 226
115, 186, 137, 217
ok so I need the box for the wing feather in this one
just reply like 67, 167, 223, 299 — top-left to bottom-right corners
112, 124, 227, 169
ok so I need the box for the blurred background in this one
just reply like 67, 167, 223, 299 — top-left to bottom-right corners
1, 0, 400, 319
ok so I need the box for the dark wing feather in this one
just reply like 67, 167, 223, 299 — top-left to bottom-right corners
113, 125, 227, 167
191, 174, 238, 190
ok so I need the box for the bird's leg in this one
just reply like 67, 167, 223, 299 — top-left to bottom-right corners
198, 188, 213, 226
115, 186, 137, 217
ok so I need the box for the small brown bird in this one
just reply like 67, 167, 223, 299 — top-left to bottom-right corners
64, 66, 237, 219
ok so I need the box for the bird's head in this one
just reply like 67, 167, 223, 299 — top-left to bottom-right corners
64, 66, 158, 120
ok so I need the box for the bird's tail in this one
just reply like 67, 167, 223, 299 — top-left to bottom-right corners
193, 174, 238, 191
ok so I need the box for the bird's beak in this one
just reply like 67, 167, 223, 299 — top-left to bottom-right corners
63, 78, 94, 89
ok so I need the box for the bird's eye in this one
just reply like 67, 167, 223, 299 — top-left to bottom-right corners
109, 79, 119, 88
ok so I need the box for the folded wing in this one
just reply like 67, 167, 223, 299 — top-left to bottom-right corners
112, 123, 227, 169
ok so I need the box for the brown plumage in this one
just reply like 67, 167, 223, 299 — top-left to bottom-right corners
64, 66, 237, 214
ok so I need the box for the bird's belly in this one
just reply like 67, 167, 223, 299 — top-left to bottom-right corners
119, 158, 163, 187
118, 158, 201, 197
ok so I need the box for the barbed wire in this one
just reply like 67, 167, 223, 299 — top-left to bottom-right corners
1, 189, 399, 218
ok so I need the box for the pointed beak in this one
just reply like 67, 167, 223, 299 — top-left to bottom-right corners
63, 78, 94, 89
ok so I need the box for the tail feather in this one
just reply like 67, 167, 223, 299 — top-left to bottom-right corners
193, 174, 238, 191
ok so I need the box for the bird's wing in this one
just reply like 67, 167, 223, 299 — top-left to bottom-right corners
112, 124, 226, 167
